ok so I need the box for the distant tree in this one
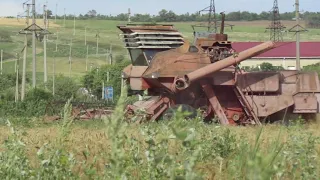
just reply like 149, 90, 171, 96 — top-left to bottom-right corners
68, 9, 320, 23
115, 13, 128, 21
305, 12, 320, 28
259, 11, 271, 20
260, 62, 276, 71
46, 10, 53, 18
158, 9, 168, 22
226, 11, 241, 21
87, 10, 97, 18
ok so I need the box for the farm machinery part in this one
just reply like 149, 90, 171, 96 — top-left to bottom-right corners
44, 101, 113, 122
118, 23, 320, 125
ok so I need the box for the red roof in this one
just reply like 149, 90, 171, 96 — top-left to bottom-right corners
231, 42, 320, 58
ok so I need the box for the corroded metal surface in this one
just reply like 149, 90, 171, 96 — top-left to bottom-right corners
118, 23, 320, 125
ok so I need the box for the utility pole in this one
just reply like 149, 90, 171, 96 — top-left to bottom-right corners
96, 32, 100, 56
55, 3, 58, 23
85, 26, 87, 45
86, 45, 88, 72
19, 0, 47, 88
32, 0, 36, 88
102, 81, 105, 100
295, 0, 300, 71
0, 50, 3, 75
43, 4, 48, 85
53, 56, 55, 96
128, 8, 131, 23
106, 50, 109, 64
21, 4, 30, 101
109, 44, 113, 65
55, 29, 59, 52
69, 38, 73, 77
64, 8, 66, 27
289, 0, 307, 71
15, 53, 19, 103
73, 13, 76, 36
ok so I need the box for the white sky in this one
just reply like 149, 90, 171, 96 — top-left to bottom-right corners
0, 1, 23, 17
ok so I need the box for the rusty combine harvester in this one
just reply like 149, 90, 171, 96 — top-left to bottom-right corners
118, 20, 320, 125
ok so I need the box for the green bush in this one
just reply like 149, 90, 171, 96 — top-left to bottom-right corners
303, 62, 320, 78
0, 88, 54, 118
0, 73, 31, 101
46, 75, 80, 101
242, 62, 284, 72
82, 61, 130, 101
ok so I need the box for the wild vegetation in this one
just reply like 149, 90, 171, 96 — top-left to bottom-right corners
1, 86, 320, 179
1, 11, 320, 179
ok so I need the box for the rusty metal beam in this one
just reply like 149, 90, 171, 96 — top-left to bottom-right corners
200, 81, 229, 125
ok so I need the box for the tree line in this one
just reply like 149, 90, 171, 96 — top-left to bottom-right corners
76, 10, 320, 28
8, 9, 320, 28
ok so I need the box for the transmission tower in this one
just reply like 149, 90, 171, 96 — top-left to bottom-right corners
193, 0, 234, 33
198, 0, 217, 32
266, 0, 286, 42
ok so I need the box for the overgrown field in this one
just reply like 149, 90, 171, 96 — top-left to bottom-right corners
1, 94, 320, 179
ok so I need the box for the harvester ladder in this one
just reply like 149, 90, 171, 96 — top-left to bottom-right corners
234, 68, 261, 125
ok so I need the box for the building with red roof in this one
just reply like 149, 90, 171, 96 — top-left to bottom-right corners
232, 42, 320, 69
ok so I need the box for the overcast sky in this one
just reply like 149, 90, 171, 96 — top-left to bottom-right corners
0, 0, 319, 17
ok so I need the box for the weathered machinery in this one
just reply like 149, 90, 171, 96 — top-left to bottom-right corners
118, 22, 320, 125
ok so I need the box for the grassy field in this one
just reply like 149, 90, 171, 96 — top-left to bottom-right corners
1, 18, 320, 79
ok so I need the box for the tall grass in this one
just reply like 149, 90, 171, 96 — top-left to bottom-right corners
1, 87, 320, 179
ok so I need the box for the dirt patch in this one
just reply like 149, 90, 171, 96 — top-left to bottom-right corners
0, 18, 60, 28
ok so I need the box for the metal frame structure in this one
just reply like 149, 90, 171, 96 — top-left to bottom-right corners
266, 0, 286, 42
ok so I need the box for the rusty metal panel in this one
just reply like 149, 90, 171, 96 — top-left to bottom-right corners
130, 78, 149, 90
122, 64, 133, 76
293, 93, 318, 113
130, 66, 148, 77
132, 96, 161, 110
144, 52, 211, 78
281, 71, 298, 84
297, 72, 320, 93
281, 84, 297, 95
245, 95, 294, 117
237, 72, 280, 92
212, 71, 235, 85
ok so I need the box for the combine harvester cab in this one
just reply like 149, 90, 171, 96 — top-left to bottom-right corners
118, 23, 320, 125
